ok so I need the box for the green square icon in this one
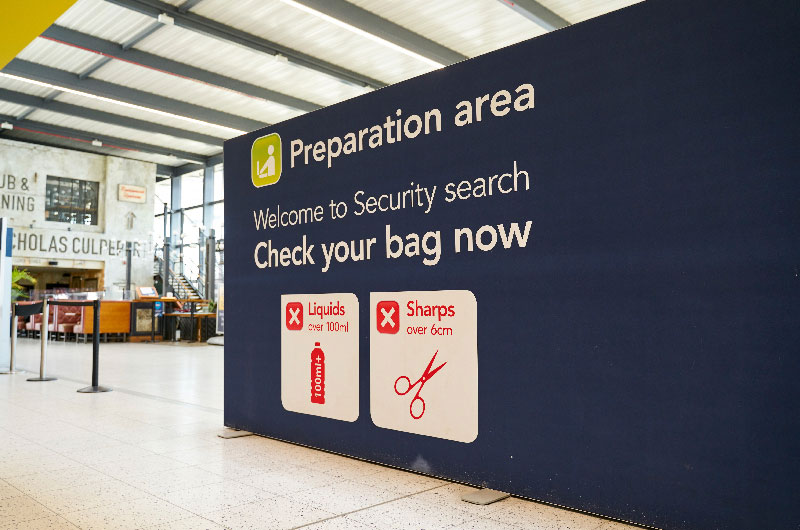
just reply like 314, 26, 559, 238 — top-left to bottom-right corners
251, 133, 282, 187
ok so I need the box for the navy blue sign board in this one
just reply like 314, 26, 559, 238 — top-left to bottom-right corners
224, 1, 799, 528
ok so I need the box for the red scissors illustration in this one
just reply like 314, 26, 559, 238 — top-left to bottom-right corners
394, 350, 447, 419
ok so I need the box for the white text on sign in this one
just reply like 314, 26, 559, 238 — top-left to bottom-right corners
253, 219, 532, 273
287, 83, 534, 170
252, 161, 531, 232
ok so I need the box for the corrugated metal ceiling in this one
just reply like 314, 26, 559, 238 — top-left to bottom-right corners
544, 0, 643, 23
52, 91, 230, 140
27, 108, 220, 157
56, 0, 156, 43
0, 0, 645, 168
16, 37, 101, 75
3, 126, 178, 167
0, 102, 30, 118
87, 58, 303, 126
190, 0, 435, 85
349, 0, 549, 58
135, 24, 371, 107
0, 75, 56, 98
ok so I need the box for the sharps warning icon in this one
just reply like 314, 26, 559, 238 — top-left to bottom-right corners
370, 290, 478, 443
251, 133, 282, 187
376, 301, 399, 334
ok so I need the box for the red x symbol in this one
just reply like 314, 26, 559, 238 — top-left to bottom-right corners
286, 302, 303, 330
376, 301, 399, 334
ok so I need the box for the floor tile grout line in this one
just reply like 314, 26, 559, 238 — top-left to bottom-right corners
0, 424, 448, 527
288, 482, 451, 530
23, 441, 627, 530
40, 469, 206, 529
3, 415, 221, 457
86, 460, 287, 528
4, 367, 638, 529
10, 369, 224, 413
1, 390, 220, 442
0, 481, 67, 529
112, 466, 446, 529
10, 385, 471, 530
3, 447, 265, 528
0, 511, 80, 530
4, 418, 209, 520
287, 477, 615, 530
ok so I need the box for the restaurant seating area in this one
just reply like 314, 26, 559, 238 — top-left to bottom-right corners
15, 299, 217, 343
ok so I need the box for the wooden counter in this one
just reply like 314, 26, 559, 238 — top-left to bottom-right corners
82, 300, 131, 334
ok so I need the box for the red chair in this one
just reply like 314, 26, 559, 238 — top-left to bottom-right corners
56, 305, 82, 341
24, 304, 56, 338
25, 313, 41, 337
73, 306, 89, 343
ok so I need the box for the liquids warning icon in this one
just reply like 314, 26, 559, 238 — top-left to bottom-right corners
286, 302, 303, 330
281, 294, 359, 422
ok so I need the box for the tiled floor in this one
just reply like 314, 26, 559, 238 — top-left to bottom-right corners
1, 339, 638, 529
12, 338, 223, 410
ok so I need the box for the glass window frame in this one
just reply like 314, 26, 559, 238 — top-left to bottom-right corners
44, 175, 99, 226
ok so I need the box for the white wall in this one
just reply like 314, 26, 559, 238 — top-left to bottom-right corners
0, 138, 156, 297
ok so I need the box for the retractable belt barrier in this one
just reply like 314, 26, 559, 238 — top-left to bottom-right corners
16, 299, 111, 393
1, 301, 42, 375
18, 300, 55, 382
13, 301, 44, 318
50, 300, 111, 393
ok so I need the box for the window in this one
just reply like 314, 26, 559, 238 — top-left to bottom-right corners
212, 202, 224, 240
154, 179, 171, 212
214, 164, 224, 201
45, 176, 99, 225
181, 172, 203, 209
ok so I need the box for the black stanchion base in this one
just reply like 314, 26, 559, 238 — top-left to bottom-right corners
27, 377, 57, 382
77, 385, 112, 393
0, 370, 20, 375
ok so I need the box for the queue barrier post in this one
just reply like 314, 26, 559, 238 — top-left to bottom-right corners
150, 300, 156, 343
0, 303, 19, 374
190, 301, 196, 343
27, 298, 56, 382
78, 299, 111, 393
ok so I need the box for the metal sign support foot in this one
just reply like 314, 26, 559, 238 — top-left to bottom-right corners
218, 428, 253, 439
461, 489, 511, 505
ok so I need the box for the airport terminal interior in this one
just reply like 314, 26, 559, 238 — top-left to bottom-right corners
4, 0, 790, 529
1, 342, 632, 530
0, 1, 645, 528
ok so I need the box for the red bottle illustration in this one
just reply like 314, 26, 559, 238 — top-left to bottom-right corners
311, 342, 325, 404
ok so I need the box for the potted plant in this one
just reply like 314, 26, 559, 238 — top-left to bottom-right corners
11, 267, 36, 302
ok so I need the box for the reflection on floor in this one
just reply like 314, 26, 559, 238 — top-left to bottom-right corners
1, 340, 636, 529
13, 338, 223, 410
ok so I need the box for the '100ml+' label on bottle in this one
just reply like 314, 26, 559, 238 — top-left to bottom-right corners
281, 294, 358, 422
310, 342, 325, 404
